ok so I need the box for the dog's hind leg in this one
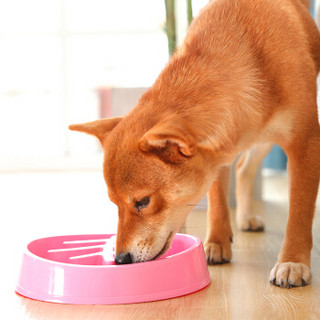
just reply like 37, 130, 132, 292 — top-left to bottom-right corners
204, 165, 233, 265
235, 143, 273, 231
270, 130, 320, 287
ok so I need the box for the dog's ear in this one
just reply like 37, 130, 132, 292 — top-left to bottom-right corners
139, 119, 196, 162
69, 117, 122, 144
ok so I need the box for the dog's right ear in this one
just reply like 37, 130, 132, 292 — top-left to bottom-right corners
138, 118, 196, 163
69, 117, 122, 144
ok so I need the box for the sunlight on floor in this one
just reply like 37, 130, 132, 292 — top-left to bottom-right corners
0, 171, 119, 242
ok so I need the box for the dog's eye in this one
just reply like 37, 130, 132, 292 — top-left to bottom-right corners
135, 196, 150, 211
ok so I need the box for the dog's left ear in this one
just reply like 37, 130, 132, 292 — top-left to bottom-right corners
139, 118, 196, 162
69, 117, 122, 144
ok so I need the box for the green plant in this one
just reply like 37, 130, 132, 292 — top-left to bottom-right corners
164, 0, 193, 57
164, 0, 176, 57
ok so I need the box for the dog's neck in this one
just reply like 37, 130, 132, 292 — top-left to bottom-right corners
131, 49, 264, 156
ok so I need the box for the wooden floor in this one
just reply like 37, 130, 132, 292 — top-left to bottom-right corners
1, 171, 320, 319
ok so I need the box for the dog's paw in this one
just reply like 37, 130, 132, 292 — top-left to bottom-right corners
269, 262, 312, 288
237, 215, 264, 232
204, 241, 232, 265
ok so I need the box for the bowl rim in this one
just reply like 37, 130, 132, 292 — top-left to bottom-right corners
25, 233, 201, 269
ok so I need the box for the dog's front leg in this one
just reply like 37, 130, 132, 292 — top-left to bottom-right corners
270, 137, 320, 287
204, 166, 233, 265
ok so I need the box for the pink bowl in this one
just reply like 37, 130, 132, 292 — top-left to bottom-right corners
16, 233, 210, 305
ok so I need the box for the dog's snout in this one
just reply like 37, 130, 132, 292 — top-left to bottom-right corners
115, 252, 133, 264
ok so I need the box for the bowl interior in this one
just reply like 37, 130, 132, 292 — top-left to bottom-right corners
27, 234, 197, 266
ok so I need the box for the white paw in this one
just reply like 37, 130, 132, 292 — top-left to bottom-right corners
269, 262, 312, 288
204, 241, 232, 265
237, 215, 264, 232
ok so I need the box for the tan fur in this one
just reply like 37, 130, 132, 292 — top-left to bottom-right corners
69, 0, 320, 287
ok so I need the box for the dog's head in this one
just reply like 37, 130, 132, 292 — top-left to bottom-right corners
69, 115, 212, 263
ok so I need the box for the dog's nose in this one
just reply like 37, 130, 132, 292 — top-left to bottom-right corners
115, 252, 132, 264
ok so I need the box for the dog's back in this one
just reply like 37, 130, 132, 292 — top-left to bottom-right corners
152, 0, 320, 150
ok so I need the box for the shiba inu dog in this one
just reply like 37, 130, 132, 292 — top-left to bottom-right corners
69, 0, 320, 288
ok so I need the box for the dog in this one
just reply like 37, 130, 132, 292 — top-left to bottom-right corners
69, 0, 320, 288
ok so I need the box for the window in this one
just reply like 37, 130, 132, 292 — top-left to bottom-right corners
0, 0, 168, 159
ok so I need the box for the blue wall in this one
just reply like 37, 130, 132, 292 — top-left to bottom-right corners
263, 145, 287, 170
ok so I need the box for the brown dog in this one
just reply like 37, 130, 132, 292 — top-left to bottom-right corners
69, 0, 320, 288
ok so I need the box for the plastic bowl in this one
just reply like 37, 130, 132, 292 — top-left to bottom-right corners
16, 233, 210, 305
